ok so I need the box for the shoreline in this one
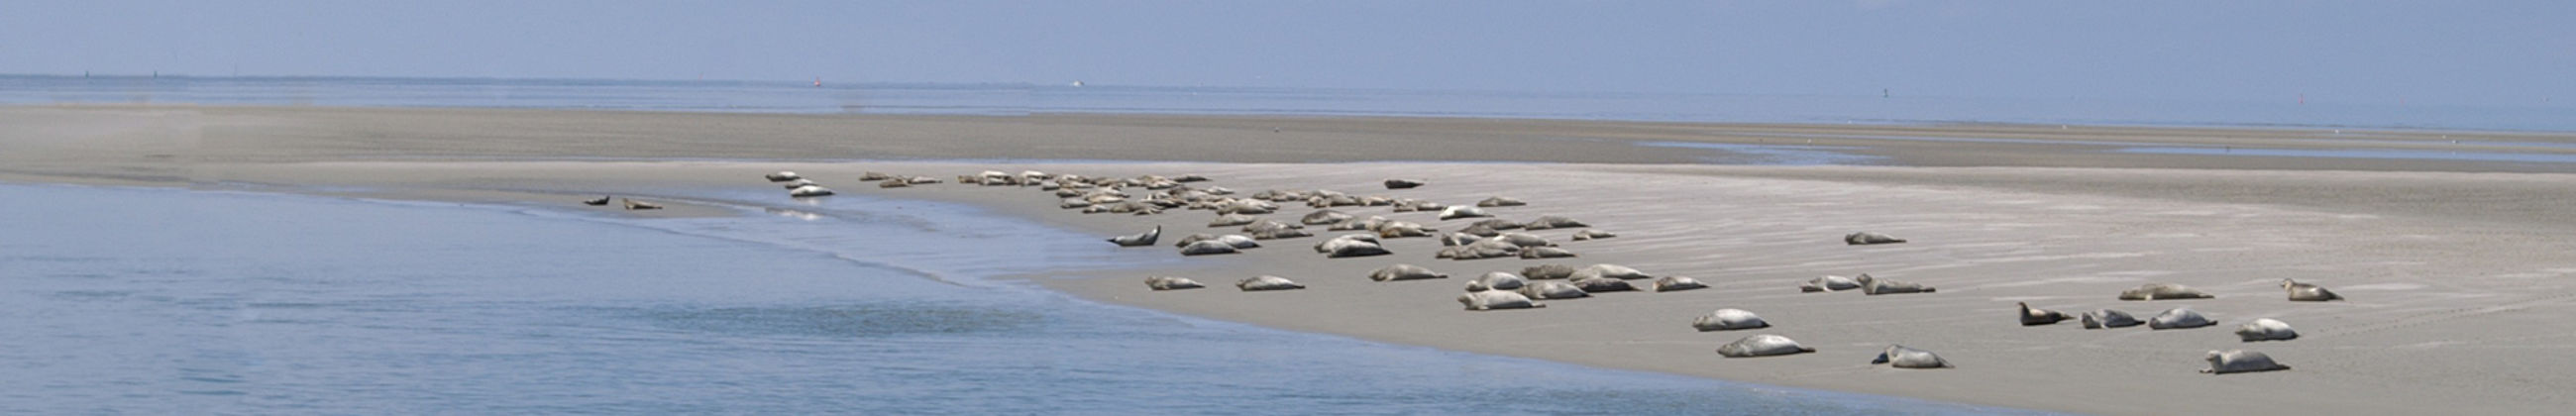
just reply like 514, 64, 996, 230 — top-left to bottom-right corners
9, 105, 2576, 415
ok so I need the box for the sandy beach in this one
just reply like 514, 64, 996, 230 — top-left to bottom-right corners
8, 105, 2576, 415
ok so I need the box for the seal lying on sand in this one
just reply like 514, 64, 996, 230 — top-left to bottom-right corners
1522, 264, 1576, 280
781, 178, 816, 189
1801, 275, 1862, 292
1458, 290, 1542, 310
764, 171, 802, 182
1179, 241, 1240, 256
1323, 240, 1392, 259
2149, 308, 2215, 329
2282, 278, 2344, 301
1845, 232, 1906, 245
1570, 230, 1617, 241
1691, 308, 1770, 331
1856, 273, 1934, 294
621, 198, 663, 210
2235, 318, 2299, 342
1518, 280, 1589, 300
2119, 283, 2215, 300
1465, 272, 1528, 292
1871, 345, 1952, 368
2082, 309, 2143, 329
2020, 302, 2071, 326
1570, 277, 1633, 292
1384, 179, 1425, 189
1445, 239, 1522, 260
1570, 263, 1651, 280
1301, 209, 1352, 226
1518, 247, 1577, 259
2201, 350, 2291, 374
1208, 214, 1260, 228
1716, 334, 1814, 358
1107, 226, 1161, 247
1174, 234, 1259, 250
1475, 196, 1527, 207
1522, 215, 1589, 230
1236, 275, 1306, 291
1369, 264, 1449, 281
1438, 206, 1492, 220
1144, 276, 1205, 291
789, 185, 835, 197
1653, 275, 1707, 292
582, 195, 611, 206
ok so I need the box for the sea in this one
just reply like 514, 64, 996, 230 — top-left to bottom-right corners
16, 73, 2528, 415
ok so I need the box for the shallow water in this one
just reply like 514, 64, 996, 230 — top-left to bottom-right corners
0, 183, 2046, 414
2114, 147, 2576, 163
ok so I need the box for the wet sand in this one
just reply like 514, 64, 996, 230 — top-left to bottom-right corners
7, 105, 2576, 415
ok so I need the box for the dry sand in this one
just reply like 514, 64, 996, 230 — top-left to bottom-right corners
8, 105, 2576, 415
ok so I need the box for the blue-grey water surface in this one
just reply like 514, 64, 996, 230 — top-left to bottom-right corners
0, 183, 2046, 414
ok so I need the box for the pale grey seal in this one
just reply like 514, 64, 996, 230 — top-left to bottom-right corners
2118, 283, 2215, 301
1144, 276, 1205, 291
1384, 178, 1425, 189
1518, 247, 1578, 259
1871, 345, 1952, 368
1522, 264, 1576, 280
2019, 302, 2071, 326
859, 171, 895, 181
1438, 206, 1493, 221
1438, 232, 1481, 247
1369, 264, 1449, 281
1845, 232, 1906, 245
1322, 239, 1392, 258
1521, 215, 1588, 230
2082, 309, 2142, 329
1107, 226, 1162, 247
1691, 308, 1771, 331
1491, 233, 1555, 248
1060, 199, 1095, 209
2281, 278, 2343, 301
2201, 350, 2290, 374
1208, 214, 1260, 228
878, 179, 912, 188
1458, 290, 1543, 310
1569, 263, 1651, 280
789, 185, 835, 197
1174, 234, 1260, 250
1457, 224, 1502, 238
2148, 308, 2214, 329
621, 198, 663, 210
1236, 275, 1306, 291
1328, 216, 1388, 232
781, 178, 816, 189
1301, 209, 1353, 226
1518, 280, 1590, 300
1179, 241, 1240, 256
1716, 334, 1814, 358
764, 170, 802, 182
1312, 234, 1381, 253
2235, 318, 2299, 342
1653, 275, 1708, 292
1569, 230, 1617, 241
1475, 196, 1528, 207
1372, 221, 1435, 238
1801, 275, 1862, 292
1446, 239, 1523, 260
1470, 219, 1525, 230
1570, 277, 1634, 292
1251, 228, 1313, 240
1856, 273, 1934, 294
1465, 271, 1528, 292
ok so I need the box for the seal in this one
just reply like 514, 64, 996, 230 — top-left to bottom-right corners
2119, 283, 2215, 300
1236, 275, 1306, 291
1871, 345, 1952, 368
1372, 221, 1435, 238
1301, 209, 1352, 226
1458, 290, 1543, 310
1653, 275, 1708, 292
1144, 276, 1205, 291
1569, 263, 1651, 280
1801, 275, 1862, 292
764, 171, 802, 182
2201, 350, 2291, 374
2235, 318, 2299, 342
1178, 241, 1240, 256
1312, 234, 1380, 252
1856, 273, 1935, 295
1438, 206, 1493, 221
1844, 232, 1905, 245
1107, 226, 1162, 247
1570, 277, 1634, 292
1522, 264, 1576, 280
2282, 278, 2344, 301
1518, 247, 1578, 259
789, 185, 835, 197
1522, 215, 1589, 230
2081, 309, 2142, 329
1174, 234, 1260, 250
1490, 233, 1555, 248
1475, 196, 1528, 207
1384, 178, 1425, 189
1323, 240, 1392, 259
581, 195, 611, 206
2148, 308, 2215, 330
1470, 219, 1524, 231
1369, 264, 1449, 281
1517, 280, 1590, 300
2019, 302, 2071, 326
1465, 271, 1528, 292
781, 178, 816, 189
621, 198, 663, 210
1716, 334, 1815, 358
1570, 230, 1617, 241
1691, 308, 1771, 331
1446, 239, 1523, 260
1438, 232, 1481, 247
1208, 214, 1260, 228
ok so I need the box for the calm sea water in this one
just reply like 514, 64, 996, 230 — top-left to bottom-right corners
0, 183, 2046, 415
5, 74, 2571, 132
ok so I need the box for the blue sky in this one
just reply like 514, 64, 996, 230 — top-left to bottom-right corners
3, 1, 2568, 106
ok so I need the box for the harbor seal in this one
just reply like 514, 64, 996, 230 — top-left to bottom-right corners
789, 185, 835, 197
1518, 280, 1590, 300
781, 178, 816, 189
1324, 241, 1392, 259
1871, 345, 1952, 368
2282, 278, 2344, 301
1236, 275, 1306, 291
859, 171, 895, 181
1856, 273, 1934, 294
1373, 221, 1435, 238
1475, 196, 1527, 207
1491, 233, 1555, 248
1174, 234, 1260, 250
1060, 199, 1095, 209
2148, 308, 2215, 329
1301, 209, 1353, 226
1438, 206, 1493, 220
1691, 308, 1771, 331
1569, 230, 1617, 241
878, 179, 912, 188
1251, 228, 1313, 240
2019, 302, 2071, 326
2201, 350, 2291, 374
1458, 290, 1543, 310
1107, 226, 1162, 247
1716, 334, 1814, 358
621, 198, 663, 210
1439, 233, 1481, 247
1369, 264, 1449, 281
1570, 277, 1634, 292
2081, 309, 2143, 329
1465, 271, 1528, 292
581, 195, 611, 206
1208, 214, 1260, 228
1329, 216, 1388, 232
1522, 215, 1589, 230
1179, 241, 1240, 256
1457, 224, 1502, 238
1144, 276, 1205, 291
2118, 283, 2215, 300
764, 171, 802, 182
1470, 219, 1524, 231
2235, 318, 2299, 342
1384, 178, 1425, 189
1447, 239, 1523, 260
1569, 263, 1651, 280
1844, 232, 1906, 245
1522, 264, 1576, 280
1313, 234, 1381, 252
1800, 275, 1862, 292
1518, 247, 1578, 259
1653, 275, 1708, 292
